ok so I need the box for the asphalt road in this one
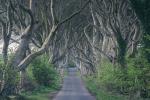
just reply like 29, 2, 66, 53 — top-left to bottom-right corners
53, 68, 95, 100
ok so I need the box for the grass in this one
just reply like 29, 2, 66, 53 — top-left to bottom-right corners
83, 77, 127, 100
21, 86, 60, 100
1, 87, 58, 100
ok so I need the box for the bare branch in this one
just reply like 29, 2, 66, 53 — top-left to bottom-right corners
51, 0, 57, 25
57, 0, 90, 26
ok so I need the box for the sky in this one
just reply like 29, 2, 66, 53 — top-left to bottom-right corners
0, 39, 19, 54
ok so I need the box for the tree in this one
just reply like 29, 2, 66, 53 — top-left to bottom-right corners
0, 0, 90, 95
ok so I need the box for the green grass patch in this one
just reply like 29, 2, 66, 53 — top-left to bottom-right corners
21, 86, 59, 100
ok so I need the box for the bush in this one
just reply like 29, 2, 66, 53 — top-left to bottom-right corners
0, 60, 19, 96
126, 57, 150, 98
31, 55, 59, 87
84, 75, 127, 100
97, 60, 118, 91
0, 61, 4, 94
96, 57, 150, 99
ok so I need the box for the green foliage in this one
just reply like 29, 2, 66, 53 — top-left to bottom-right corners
84, 76, 127, 100
126, 57, 149, 92
97, 60, 116, 89
97, 60, 126, 93
88, 58, 150, 99
0, 61, 4, 78
0, 61, 19, 96
4, 66, 19, 87
19, 55, 61, 100
31, 55, 60, 88
0, 61, 4, 92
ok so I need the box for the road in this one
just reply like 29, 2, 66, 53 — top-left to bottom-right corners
53, 68, 95, 100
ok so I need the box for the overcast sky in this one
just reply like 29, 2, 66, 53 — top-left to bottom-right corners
0, 39, 19, 54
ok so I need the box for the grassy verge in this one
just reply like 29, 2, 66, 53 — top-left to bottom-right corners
21, 86, 60, 100
83, 77, 128, 100
6, 85, 61, 100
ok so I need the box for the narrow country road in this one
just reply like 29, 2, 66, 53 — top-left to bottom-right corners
53, 68, 95, 100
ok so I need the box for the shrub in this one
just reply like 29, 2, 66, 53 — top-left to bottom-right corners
31, 55, 59, 87
96, 57, 150, 99
126, 57, 150, 98
97, 60, 117, 91
0, 61, 4, 93
0, 60, 19, 96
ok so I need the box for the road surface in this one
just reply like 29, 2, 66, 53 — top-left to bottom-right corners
53, 68, 95, 100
